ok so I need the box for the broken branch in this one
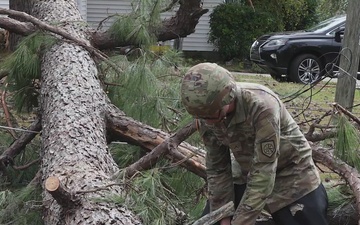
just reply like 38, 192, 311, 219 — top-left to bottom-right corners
191, 201, 234, 225
12, 158, 40, 170
312, 145, 360, 223
332, 102, 360, 126
0, 117, 41, 170
106, 105, 206, 178
45, 176, 81, 209
124, 121, 196, 178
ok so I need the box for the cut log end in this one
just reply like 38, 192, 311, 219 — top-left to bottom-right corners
45, 176, 60, 192
45, 176, 81, 209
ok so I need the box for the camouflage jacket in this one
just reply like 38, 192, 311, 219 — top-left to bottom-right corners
199, 82, 321, 225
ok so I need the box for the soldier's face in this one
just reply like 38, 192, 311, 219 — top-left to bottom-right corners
201, 104, 230, 124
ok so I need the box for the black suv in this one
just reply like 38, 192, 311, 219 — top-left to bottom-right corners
250, 15, 348, 84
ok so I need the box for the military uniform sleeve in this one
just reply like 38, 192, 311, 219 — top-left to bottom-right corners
202, 130, 234, 212
232, 109, 280, 225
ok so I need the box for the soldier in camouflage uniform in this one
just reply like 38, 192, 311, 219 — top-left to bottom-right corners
180, 63, 328, 225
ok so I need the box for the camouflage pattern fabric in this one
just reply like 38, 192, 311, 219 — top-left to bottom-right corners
181, 63, 236, 118
197, 82, 321, 225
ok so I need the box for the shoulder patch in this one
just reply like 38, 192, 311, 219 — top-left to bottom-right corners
261, 140, 275, 158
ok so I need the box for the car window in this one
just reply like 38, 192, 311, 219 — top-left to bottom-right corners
306, 15, 346, 33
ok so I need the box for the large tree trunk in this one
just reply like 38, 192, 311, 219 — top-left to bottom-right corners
32, 1, 141, 224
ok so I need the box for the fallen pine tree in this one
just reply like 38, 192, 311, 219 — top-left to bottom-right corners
1, 103, 360, 225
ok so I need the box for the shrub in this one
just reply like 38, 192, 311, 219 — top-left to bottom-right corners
209, 1, 319, 61
209, 3, 281, 61
281, 0, 319, 30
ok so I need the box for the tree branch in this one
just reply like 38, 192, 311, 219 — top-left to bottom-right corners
0, 116, 41, 170
105, 105, 206, 178
305, 130, 337, 142
45, 176, 81, 209
124, 121, 196, 178
13, 158, 40, 170
0, 16, 35, 35
191, 201, 234, 225
90, 0, 208, 49
332, 102, 360, 126
161, 0, 179, 13
157, 0, 209, 41
0, 1, 208, 51
0, 8, 111, 60
312, 145, 360, 224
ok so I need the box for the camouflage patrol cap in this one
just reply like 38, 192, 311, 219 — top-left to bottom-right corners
181, 63, 236, 117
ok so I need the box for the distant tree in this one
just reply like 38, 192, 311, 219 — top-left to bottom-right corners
317, 0, 348, 20
8, 0, 33, 50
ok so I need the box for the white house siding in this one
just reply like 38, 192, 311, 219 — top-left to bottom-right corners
76, 0, 87, 21
175, 0, 223, 52
0, 0, 8, 11
87, 0, 222, 52
86, 0, 133, 29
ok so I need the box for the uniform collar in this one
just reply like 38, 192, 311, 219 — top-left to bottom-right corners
227, 84, 246, 126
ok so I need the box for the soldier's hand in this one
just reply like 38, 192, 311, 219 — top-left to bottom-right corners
220, 217, 231, 225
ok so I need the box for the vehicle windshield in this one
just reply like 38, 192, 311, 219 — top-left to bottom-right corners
306, 15, 346, 33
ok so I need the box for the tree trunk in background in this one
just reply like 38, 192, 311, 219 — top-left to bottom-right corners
334, 0, 360, 110
32, 0, 141, 224
8, 0, 33, 50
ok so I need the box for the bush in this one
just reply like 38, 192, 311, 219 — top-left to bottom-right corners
209, 1, 319, 61
209, 3, 282, 61
281, 0, 319, 30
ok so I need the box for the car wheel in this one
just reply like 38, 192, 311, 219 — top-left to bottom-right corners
290, 54, 322, 84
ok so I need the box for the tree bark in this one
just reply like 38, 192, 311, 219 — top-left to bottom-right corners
156, 0, 208, 41
32, 1, 141, 224
334, 0, 360, 110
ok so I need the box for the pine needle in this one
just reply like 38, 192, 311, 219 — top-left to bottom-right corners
0, 186, 43, 225
326, 184, 354, 225
1, 32, 56, 112
334, 115, 360, 170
